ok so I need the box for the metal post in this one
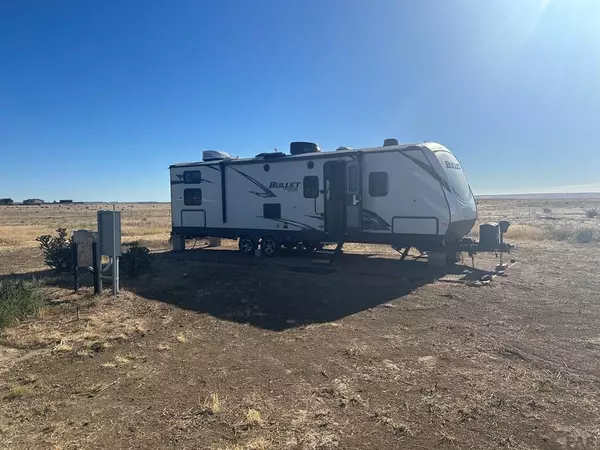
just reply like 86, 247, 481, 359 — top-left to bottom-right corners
72, 241, 79, 291
92, 241, 102, 295
111, 212, 119, 295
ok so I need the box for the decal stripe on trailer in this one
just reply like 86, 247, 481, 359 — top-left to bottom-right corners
399, 152, 452, 192
231, 168, 277, 198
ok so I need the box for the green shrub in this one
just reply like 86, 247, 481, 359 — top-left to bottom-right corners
584, 208, 599, 219
574, 227, 598, 244
0, 279, 45, 330
120, 242, 152, 279
36, 228, 73, 272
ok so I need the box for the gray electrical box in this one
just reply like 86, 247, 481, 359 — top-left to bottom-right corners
98, 210, 121, 257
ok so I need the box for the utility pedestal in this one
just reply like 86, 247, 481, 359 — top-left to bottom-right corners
98, 210, 121, 295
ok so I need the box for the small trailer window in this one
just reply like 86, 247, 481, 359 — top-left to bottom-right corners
183, 171, 202, 184
184, 188, 203, 205
303, 176, 319, 198
263, 203, 281, 219
348, 166, 358, 192
369, 172, 388, 197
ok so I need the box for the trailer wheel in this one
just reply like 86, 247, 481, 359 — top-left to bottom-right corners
238, 236, 256, 255
260, 236, 278, 257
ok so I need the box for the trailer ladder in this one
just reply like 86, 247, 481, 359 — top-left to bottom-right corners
311, 242, 345, 266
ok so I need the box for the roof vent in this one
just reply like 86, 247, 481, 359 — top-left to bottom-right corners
203, 150, 231, 162
383, 138, 399, 147
290, 142, 320, 155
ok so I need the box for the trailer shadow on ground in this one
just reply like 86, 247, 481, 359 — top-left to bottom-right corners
0, 248, 490, 332
121, 249, 488, 331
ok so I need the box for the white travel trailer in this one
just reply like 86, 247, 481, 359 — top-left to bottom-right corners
169, 139, 482, 258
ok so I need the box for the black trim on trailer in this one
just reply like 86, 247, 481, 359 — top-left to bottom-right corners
362, 209, 391, 230
391, 216, 439, 235
230, 167, 277, 198
220, 161, 227, 223
172, 226, 323, 243
399, 150, 452, 192
172, 226, 447, 251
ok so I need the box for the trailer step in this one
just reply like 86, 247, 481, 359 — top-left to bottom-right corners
311, 242, 344, 266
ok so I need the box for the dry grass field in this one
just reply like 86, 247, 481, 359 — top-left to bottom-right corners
0, 199, 599, 449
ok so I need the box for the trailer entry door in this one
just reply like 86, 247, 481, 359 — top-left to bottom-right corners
323, 161, 346, 239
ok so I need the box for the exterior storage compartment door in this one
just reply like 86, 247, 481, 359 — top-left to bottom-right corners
181, 210, 206, 227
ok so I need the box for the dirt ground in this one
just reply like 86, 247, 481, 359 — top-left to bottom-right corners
0, 200, 599, 449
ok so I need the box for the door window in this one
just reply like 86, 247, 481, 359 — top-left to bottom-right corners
369, 172, 388, 197
348, 166, 358, 192
303, 176, 319, 198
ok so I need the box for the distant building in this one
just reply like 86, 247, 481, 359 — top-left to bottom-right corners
59, 199, 73, 204
0, 198, 14, 205
23, 198, 44, 205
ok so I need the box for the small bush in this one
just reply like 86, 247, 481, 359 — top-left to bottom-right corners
546, 226, 573, 242
584, 208, 599, 218
36, 228, 73, 272
574, 227, 598, 244
546, 226, 599, 243
542, 208, 552, 214
120, 242, 152, 279
0, 279, 45, 330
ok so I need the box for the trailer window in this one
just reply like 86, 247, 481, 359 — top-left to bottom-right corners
369, 172, 388, 197
348, 166, 358, 192
184, 188, 202, 205
263, 203, 281, 219
303, 176, 319, 198
183, 171, 202, 184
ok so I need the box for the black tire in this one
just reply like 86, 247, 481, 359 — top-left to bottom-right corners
238, 236, 256, 255
261, 236, 279, 257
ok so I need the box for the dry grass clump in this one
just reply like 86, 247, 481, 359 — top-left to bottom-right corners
5, 384, 30, 400
114, 355, 132, 364
245, 409, 263, 426
504, 224, 547, 241
52, 340, 73, 353
202, 392, 221, 414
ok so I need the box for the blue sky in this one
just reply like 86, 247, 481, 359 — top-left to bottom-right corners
1, 0, 599, 201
